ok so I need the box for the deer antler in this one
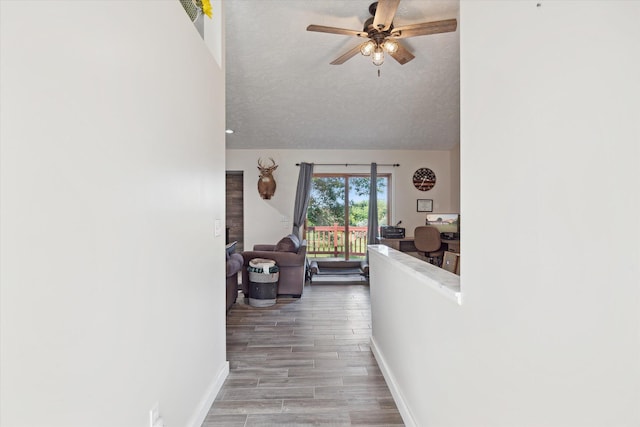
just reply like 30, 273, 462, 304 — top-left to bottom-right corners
258, 157, 277, 171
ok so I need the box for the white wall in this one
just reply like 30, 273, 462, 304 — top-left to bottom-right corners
226, 149, 457, 248
0, 2, 227, 426
371, 1, 640, 426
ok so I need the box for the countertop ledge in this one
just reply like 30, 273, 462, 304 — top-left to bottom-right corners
368, 244, 462, 305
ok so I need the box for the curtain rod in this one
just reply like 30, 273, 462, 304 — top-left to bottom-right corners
296, 163, 400, 167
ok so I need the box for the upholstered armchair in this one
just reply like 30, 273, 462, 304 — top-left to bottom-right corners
225, 242, 243, 312
241, 234, 307, 298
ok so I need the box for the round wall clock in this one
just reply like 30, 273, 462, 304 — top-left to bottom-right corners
412, 167, 436, 191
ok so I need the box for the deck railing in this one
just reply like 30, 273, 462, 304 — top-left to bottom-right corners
306, 224, 368, 259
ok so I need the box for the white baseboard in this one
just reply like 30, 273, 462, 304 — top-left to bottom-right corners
186, 361, 229, 427
370, 336, 417, 427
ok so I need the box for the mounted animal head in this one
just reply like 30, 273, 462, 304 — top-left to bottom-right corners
257, 157, 278, 200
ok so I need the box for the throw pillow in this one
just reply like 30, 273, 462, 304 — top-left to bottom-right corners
275, 236, 298, 253
287, 233, 300, 248
226, 253, 243, 277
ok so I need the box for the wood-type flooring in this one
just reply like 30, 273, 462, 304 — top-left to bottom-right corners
202, 282, 404, 426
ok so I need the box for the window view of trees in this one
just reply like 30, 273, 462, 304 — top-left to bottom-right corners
306, 174, 389, 259
307, 176, 388, 227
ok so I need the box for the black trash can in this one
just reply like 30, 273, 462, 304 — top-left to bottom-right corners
247, 258, 279, 307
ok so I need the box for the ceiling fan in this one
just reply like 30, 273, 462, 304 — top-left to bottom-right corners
306, 0, 457, 66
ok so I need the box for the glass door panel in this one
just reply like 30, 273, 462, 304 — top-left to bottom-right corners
306, 174, 390, 261
307, 176, 346, 259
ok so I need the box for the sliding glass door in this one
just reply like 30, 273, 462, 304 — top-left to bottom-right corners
305, 174, 389, 260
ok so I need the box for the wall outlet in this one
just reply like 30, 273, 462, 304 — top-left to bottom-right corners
149, 402, 164, 427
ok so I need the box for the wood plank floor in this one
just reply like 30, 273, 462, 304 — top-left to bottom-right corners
202, 282, 404, 427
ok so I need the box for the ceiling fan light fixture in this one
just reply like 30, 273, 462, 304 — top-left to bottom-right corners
382, 38, 399, 54
360, 40, 376, 56
372, 46, 385, 66
307, 0, 458, 66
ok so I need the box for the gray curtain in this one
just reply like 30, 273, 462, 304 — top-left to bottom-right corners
292, 162, 314, 238
367, 163, 378, 256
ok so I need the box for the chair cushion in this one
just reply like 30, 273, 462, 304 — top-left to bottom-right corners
275, 234, 300, 253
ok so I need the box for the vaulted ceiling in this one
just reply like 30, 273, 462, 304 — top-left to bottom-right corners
224, 0, 460, 150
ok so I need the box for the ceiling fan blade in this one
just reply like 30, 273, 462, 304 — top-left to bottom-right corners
372, 0, 400, 31
330, 44, 362, 65
306, 25, 368, 38
391, 19, 457, 39
389, 41, 415, 65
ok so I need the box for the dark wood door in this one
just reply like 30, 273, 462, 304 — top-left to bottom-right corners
225, 171, 244, 253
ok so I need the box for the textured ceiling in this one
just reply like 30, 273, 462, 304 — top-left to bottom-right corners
224, 0, 460, 150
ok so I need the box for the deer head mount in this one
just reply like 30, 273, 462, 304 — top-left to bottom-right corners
257, 157, 278, 200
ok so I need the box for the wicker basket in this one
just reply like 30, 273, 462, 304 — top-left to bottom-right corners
247, 258, 279, 307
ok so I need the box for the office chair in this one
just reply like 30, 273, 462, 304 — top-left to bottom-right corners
414, 226, 445, 267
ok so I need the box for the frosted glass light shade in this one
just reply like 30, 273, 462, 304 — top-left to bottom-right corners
360, 40, 376, 56
372, 46, 384, 66
382, 38, 399, 54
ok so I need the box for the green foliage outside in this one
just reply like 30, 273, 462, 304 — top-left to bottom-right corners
307, 176, 388, 227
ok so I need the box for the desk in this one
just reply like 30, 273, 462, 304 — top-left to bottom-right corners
377, 237, 417, 252
443, 238, 460, 253
377, 236, 460, 254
